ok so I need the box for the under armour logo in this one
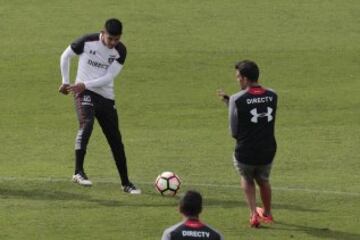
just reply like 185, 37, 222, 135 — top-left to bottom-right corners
250, 107, 273, 123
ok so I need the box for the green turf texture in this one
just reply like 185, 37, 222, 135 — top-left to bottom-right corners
0, 0, 359, 239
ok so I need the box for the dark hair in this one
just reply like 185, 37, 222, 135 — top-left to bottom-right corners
179, 190, 202, 217
105, 18, 123, 36
235, 60, 259, 81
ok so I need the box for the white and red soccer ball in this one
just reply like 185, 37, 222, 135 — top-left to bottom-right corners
154, 171, 181, 196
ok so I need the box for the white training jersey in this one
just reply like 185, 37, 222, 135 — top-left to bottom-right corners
60, 32, 126, 99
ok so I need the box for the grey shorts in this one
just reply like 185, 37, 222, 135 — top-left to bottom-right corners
233, 155, 272, 182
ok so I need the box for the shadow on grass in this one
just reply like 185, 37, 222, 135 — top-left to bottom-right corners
0, 184, 325, 212
0, 187, 122, 207
273, 221, 360, 240
0, 186, 179, 208
0, 187, 90, 201
0, 182, 324, 212
203, 197, 324, 213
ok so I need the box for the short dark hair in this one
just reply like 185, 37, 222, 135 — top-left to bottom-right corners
179, 190, 202, 217
235, 60, 259, 81
105, 18, 123, 36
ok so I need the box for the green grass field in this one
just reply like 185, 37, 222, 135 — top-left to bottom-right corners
1, 0, 359, 239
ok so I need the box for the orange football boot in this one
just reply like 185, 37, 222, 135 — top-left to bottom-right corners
256, 207, 274, 223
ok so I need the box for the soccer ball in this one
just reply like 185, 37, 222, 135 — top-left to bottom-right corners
154, 171, 181, 196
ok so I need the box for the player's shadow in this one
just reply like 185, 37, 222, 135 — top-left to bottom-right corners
273, 221, 360, 240
0, 184, 325, 211
0, 185, 181, 208
203, 197, 324, 213
0, 187, 123, 208
0, 187, 90, 201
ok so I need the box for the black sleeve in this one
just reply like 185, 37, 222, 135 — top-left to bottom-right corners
70, 33, 99, 55
115, 43, 127, 65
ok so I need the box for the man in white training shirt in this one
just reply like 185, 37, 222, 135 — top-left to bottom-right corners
59, 18, 141, 194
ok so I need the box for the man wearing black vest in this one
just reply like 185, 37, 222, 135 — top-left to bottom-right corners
217, 60, 277, 227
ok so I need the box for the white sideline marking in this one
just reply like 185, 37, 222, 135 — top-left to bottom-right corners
0, 176, 359, 197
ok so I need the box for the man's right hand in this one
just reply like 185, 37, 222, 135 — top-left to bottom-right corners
58, 84, 70, 95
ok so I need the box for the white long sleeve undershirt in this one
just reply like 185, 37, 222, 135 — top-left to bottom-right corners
60, 46, 76, 84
